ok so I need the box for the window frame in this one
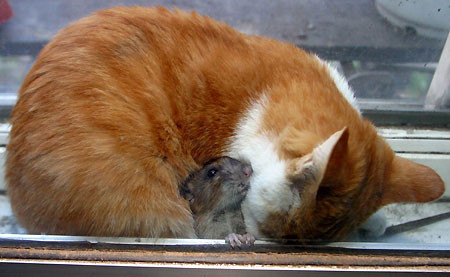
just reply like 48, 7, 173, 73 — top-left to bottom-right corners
1, 1, 450, 274
1, 235, 450, 274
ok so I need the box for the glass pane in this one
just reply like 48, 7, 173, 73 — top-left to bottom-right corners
0, 56, 33, 93
1, 0, 449, 111
0, 0, 449, 255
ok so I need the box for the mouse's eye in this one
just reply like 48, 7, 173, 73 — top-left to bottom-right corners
207, 168, 217, 178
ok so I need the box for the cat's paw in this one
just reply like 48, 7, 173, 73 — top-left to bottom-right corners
358, 210, 387, 239
225, 233, 255, 248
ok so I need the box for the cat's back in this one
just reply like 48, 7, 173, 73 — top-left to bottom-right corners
10, 6, 297, 163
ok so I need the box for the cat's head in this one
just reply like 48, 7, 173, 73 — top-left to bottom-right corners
259, 125, 445, 241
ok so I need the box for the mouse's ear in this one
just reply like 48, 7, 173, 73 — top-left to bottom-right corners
179, 183, 194, 201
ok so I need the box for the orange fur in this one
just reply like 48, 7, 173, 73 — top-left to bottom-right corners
6, 6, 444, 239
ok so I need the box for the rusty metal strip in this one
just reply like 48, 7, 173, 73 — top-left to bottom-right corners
1, 245, 450, 268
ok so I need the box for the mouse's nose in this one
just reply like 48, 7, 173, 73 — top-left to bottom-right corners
242, 164, 253, 177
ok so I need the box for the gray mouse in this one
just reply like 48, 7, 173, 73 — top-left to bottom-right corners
180, 156, 255, 247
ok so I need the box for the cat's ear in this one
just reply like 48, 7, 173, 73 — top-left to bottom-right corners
287, 127, 348, 188
381, 156, 445, 205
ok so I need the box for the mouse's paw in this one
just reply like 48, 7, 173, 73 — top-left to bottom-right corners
225, 233, 243, 248
240, 233, 255, 245
225, 233, 255, 248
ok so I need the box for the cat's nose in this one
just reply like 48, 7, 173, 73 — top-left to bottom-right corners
242, 164, 253, 177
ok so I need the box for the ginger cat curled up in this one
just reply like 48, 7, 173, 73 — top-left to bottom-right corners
6, 6, 444, 240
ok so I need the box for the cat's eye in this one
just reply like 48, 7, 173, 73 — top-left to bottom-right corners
207, 168, 217, 178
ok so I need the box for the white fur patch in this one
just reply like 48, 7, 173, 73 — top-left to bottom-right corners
316, 57, 360, 113
226, 96, 300, 238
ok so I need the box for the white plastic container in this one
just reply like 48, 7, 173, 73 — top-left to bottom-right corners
375, 0, 450, 39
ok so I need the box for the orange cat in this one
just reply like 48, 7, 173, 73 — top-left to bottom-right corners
6, 6, 444, 240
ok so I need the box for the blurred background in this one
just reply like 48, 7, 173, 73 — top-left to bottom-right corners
0, 0, 449, 121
